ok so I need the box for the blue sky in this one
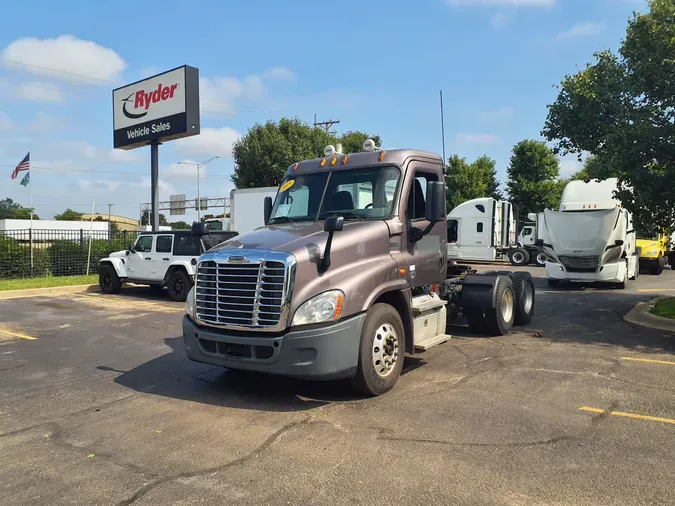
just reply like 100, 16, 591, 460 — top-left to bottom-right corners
0, 0, 647, 222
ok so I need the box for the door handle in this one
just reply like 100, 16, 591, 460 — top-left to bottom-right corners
163, 258, 170, 261
145, 258, 152, 261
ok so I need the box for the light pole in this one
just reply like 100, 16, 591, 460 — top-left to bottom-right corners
178, 156, 219, 221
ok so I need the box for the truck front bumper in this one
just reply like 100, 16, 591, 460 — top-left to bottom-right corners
182, 313, 365, 381
546, 261, 626, 284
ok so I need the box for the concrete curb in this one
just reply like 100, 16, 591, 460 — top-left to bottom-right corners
0, 284, 99, 300
624, 297, 675, 333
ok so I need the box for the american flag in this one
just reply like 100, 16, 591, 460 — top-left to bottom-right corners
11, 152, 30, 179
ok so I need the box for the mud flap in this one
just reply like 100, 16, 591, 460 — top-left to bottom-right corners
459, 274, 501, 309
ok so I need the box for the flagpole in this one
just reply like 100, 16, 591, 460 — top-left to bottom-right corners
29, 147, 33, 271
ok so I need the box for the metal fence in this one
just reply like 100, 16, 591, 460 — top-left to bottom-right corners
0, 229, 140, 280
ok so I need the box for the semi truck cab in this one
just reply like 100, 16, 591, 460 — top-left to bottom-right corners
182, 141, 535, 395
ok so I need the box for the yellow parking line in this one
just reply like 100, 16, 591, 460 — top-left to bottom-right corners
621, 357, 675, 366
0, 328, 37, 341
636, 288, 675, 293
579, 407, 675, 425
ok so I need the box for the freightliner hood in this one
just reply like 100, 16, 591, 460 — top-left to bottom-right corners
542, 208, 621, 256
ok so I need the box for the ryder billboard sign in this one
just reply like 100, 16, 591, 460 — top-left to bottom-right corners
112, 65, 200, 150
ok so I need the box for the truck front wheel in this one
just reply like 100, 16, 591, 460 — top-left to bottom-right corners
509, 248, 530, 267
535, 250, 547, 267
99, 264, 121, 294
352, 303, 405, 397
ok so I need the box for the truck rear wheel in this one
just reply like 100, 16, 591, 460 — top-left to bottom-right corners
352, 303, 405, 397
535, 249, 547, 267
509, 248, 530, 267
484, 277, 515, 336
510, 272, 535, 325
654, 255, 665, 275
99, 264, 121, 294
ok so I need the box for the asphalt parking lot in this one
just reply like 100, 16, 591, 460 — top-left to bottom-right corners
1, 268, 675, 506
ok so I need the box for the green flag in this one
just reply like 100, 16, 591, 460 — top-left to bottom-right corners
20, 172, 30, 186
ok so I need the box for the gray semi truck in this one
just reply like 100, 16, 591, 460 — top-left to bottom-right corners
182, 141, 536, 396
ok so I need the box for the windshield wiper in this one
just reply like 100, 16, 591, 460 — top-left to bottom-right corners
321, 210, 363, 221
269, 216, 296, 225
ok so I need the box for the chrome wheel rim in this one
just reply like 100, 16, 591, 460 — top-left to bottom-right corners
537, 252, 547, 265
372, 323, 399, 378
513, 252, 525, 264
502, 288, 514, 323
523, 283, 533, 314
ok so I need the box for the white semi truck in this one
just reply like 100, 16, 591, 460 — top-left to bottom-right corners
446, 197, 516, 263
541, 177, 639, 288
508, 212, 548, 267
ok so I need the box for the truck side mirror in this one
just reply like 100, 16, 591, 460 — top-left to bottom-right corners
264, 196, 273, 225
319, 216, 344, 273
128, 244, 135, 253
425, 181, 446, 223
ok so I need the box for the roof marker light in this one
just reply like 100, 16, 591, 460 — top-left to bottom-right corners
331, 156, 337, 166
293, 162, 299, 171
342, 156, 348, 165
320, 158, 326, 167
378, 151, 385, 161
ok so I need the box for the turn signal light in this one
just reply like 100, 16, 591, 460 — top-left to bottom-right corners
399, 268, 407, 276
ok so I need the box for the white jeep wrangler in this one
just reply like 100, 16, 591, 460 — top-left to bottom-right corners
98, 224, 237, 302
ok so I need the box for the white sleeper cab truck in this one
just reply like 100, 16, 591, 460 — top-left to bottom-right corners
99, 225, 237, 301
541, 178, 638, 288
446, 198, 516, 263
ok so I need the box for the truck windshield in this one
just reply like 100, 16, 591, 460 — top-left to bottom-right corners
269, 165, 400, 223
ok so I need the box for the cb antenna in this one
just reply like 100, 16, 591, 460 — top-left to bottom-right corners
440, 90, 447, 167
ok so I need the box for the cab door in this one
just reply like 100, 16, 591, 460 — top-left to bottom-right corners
127, 235, 154, 279
405, 165, 446, 287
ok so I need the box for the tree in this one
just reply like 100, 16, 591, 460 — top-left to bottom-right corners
0, 198, 38, 220
141, 213, 169, 226
232, 117, 383, 188
445, 155, 502, 210
569, 154, 619, 181
542, 0, 675, 231
170, 221, 190, 230
54, 209, 83, 221
506, 139, 565, 222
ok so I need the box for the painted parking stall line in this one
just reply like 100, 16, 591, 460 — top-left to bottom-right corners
621, 357, 675, 367
579, 407, 675, 426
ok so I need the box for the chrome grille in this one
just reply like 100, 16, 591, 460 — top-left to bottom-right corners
195, 260, 287, 328
558, 255, 600, 272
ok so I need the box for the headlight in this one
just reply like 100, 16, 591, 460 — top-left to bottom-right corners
604, 247, 622, 264
185, 286, 196, 319
646, 250, 659, 257
292, 290, 344, 326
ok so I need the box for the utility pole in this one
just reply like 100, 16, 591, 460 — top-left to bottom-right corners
313, 117, 340, 136
107, 203, 113, 237
178, 156, 220, 221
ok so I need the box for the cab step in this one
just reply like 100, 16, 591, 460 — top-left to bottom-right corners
414, 333, 452, 351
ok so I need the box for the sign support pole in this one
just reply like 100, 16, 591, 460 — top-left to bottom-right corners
151, 141, 159, 232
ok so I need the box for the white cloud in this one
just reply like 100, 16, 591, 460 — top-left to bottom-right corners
139, 66, 161, 78
555, 22, 605, 41
448, 0, 555, 6
1, 35, 126, 84
0, 111, 14, 131
479, 106, 514, 120
456, 133, 501, 144
490, 12, 509, 27
139, 176, 176, 195
162, 160, 208, 178
108, 148, 143, 164
13, 81, 64, 102
264, 67, 297, 81
173, 127, 241, 159
26, 112, 66, 132
77, 179, 122, 193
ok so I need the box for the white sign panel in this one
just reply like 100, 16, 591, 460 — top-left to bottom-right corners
112, 65, 200, 150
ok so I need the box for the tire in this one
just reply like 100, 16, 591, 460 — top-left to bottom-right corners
534, 249, 547, 267
547, 279, 560, 288
167, 269, 192, 302
509, 248, 530, 267
465, 308, 487, 334
484, 276, 515, 336
352, 303, 405, 397
656, 255, 665, 275
510, 272, 535, 325
99, 264, 121, 294
669, 253, 675, 269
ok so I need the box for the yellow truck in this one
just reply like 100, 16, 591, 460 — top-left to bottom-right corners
636, 232, 670, 275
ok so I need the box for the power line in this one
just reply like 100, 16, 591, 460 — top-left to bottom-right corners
0, 57, 115, 84
0, 163, 233, 180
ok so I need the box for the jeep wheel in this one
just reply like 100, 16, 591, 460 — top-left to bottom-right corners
352, 303, 405, 397
99, 264, 121, 294
167, 270, 191, 302
484, 276, 515, 336
510, 272, 535, 325
509, 248, 530, 267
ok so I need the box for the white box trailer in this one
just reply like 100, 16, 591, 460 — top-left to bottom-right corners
541, 177, 639, 288
446, 198, 516, 262
229, 186, 279, 235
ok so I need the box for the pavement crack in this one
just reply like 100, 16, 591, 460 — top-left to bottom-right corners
590, 402, 620, 426
379, 434, 581, 448
116, 416, 311, 506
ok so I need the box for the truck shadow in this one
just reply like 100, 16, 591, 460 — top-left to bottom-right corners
98, 337, 372, 412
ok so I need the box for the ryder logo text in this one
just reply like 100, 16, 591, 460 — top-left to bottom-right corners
121, 83, 180, 120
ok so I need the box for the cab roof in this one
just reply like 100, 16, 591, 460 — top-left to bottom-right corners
285, 148, 443, 176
